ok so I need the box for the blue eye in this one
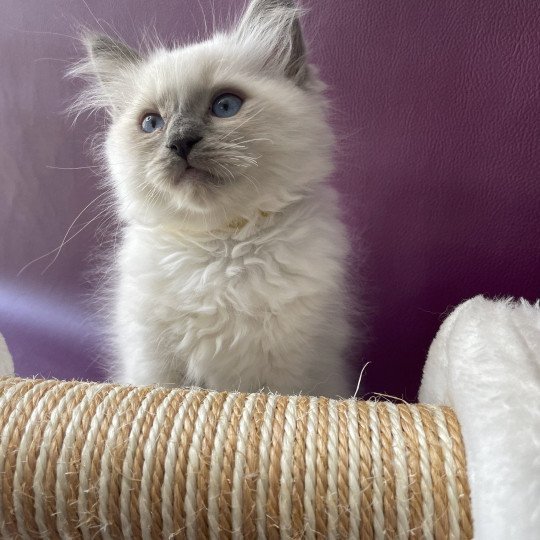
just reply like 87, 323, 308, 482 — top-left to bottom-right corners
141, 113, 164, 133
211, 93, 243, 118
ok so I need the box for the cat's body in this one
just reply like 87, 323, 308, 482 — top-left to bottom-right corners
75, 0, 355, 397
116, 185, 350, 395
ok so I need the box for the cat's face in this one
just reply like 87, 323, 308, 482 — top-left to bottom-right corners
76, 0, 333, 230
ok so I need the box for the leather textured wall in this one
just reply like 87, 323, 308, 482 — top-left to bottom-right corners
1, 0, 538, 399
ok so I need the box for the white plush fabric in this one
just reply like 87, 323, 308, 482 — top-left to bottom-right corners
419, 296, 540, 539
0, 333, 14, 377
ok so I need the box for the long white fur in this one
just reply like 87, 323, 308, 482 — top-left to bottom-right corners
72, 0, 354, 397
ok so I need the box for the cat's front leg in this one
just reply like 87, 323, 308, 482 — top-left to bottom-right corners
113, 314, 188, 387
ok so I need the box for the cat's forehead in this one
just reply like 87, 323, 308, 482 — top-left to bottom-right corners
139, 38, 249, 108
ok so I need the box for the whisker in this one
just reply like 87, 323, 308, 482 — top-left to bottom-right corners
40, 207, 111, 275
238, 172, 261, 195
46, 165, 100, 171
217, 107, 266, 141
17, 190, 109, 276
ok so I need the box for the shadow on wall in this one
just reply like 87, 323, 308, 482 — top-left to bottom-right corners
0, 282, 105, 381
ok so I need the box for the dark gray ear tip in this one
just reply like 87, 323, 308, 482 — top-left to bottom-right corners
246, 0, 304, 17
81, 32, 141, 64
262, 0, 298, 8
79, 30, 103, 46
274, 0, 297, 7
80, 32, 111, 57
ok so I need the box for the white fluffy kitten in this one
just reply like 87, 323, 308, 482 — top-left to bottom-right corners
75, 0, 354, 397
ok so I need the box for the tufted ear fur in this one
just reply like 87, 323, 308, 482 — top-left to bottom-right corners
233, 0, 311, 87
69, 33, 141, 115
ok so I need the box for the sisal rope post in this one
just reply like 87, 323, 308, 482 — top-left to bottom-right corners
0, 377, 472, 539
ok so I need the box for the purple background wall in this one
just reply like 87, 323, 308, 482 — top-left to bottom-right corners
1, 1, 538, 399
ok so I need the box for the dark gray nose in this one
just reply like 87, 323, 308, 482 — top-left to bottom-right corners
167, 136, 202, 160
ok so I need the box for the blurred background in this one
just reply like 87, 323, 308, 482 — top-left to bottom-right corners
1, 0, 538, 399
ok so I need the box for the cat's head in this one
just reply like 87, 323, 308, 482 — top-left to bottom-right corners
73, 0, 333, 231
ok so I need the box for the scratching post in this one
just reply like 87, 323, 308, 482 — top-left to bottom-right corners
0, 377, 472, 538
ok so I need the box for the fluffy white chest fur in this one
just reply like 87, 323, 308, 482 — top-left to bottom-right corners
114, 186, 351, 397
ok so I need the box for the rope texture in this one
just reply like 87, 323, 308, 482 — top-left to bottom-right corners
0, 377, 472, 539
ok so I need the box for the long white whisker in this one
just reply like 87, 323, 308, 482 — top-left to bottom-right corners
238, 172, 261, 195
46, 165, 100, 171
217, 107, 266, 141
17, 190, 109, 275
40, 206, 111, 275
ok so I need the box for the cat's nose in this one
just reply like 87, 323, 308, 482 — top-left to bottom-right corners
166, 136, 203, 160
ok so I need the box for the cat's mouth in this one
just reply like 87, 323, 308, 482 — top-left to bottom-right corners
168, 156, 227, 188
163, 161, 226, 209
172, 164, 215, 185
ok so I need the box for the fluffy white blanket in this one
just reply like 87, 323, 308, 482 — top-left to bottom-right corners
420, 296, 540, 539
0, 333, 13, 378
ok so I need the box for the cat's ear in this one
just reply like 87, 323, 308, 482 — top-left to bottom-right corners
84, 34, 141, 84
69, 33, 141, 115
233, 0, 311, 87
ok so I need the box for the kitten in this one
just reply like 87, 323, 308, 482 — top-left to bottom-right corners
73, 0, 354, 397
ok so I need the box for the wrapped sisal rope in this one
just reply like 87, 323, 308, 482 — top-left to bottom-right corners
0, 377, 472, 539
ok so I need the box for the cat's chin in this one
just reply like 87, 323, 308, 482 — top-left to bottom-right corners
165, 169, 222, 212
172, 166, 217, 186
160, 165, 218, 204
